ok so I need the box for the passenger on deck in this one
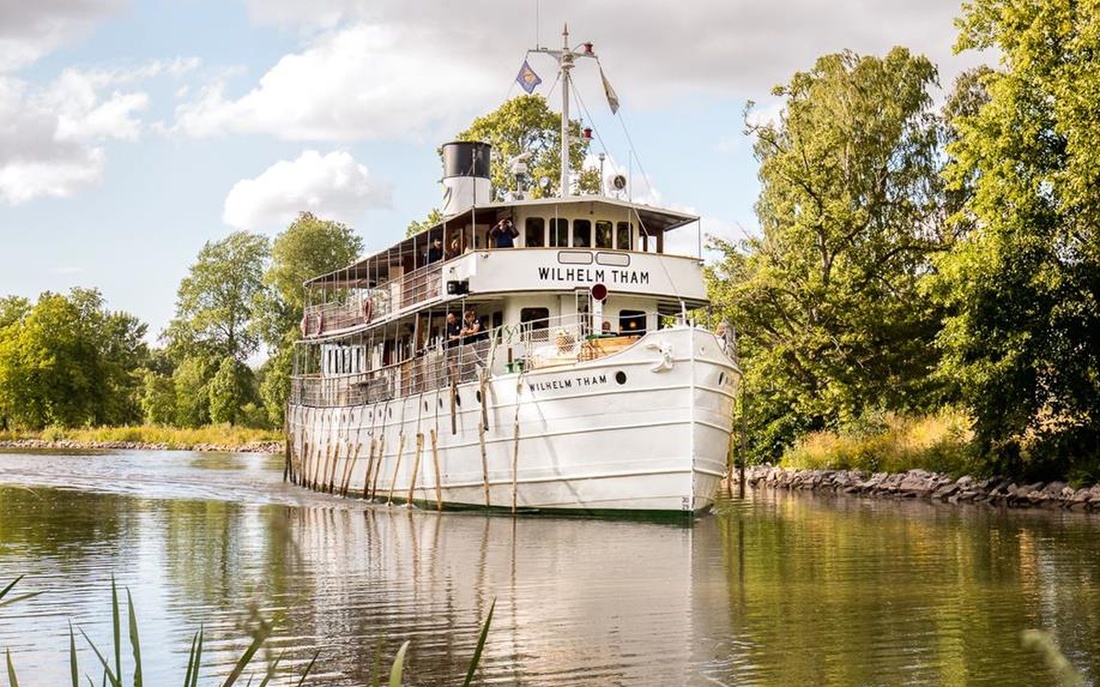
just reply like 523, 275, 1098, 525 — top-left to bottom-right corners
427, 237, 444, 263
445, 312, 462, 348
715, 321, 732, 353
461, 310, 482, 341
488, 218, 519, 248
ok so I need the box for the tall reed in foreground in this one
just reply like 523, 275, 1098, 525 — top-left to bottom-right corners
1, 576, 496, 686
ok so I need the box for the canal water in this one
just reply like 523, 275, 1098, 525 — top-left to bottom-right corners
0, 449, 1097, 686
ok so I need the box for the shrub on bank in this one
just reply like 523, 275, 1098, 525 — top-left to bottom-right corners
6, 424, 283, 450
780, 410, 980, 477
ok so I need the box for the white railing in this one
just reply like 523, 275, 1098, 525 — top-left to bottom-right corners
291, 312, 650, 408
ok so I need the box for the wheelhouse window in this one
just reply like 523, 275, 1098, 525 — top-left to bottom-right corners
616, 222, 633, 251
525, 217, 545, 247
595, 221, 613, 249
573, 219, 591, 248
550, 218, 569, 247
619, 310, 646, 335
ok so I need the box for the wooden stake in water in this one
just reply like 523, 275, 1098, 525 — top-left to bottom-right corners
408, 432, 424, 507
387, 432, 406, 505
430, 428, 442, 511
511, 373, 524, 514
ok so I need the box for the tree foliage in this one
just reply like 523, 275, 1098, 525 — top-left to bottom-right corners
933, 0, 1100, 478
715, 48, 948, 461
456, 95, 599, 199
0, 289, 148, 430
252, 213, 364, 426
208, 355, 254, 425
164, 231, 270, 364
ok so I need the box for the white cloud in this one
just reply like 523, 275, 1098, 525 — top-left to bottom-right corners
0, 146, 105, 205
182, 0, 981, 147
0, 0, 126, 72
176, 23, 498, 142
223, 150, 392, 231
0, 68, 150, 205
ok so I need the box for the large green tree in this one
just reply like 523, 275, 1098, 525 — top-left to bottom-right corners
714, 48, 948, 460
256, 213, 363, 425
0, 289, 148, 429
457, 95, 599, 199
164, 231, 270, 364
933, 0, 1100, 478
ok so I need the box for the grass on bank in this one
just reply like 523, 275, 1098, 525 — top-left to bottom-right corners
779, 409, 980, 477
0, 425, 282, 450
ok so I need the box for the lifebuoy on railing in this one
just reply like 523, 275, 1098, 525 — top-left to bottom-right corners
362, 299, 373, 323
300, 315, 309, 336
314, 312, 325, 336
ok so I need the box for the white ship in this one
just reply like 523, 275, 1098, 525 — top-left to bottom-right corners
285, 30, 740, 517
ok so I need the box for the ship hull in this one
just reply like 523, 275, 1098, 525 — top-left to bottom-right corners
286, 327, 737, 516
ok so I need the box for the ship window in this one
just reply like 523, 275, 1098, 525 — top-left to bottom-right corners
573, 219, 591, 248
521, 307, 550, 342
525, 217, 545, 247
595, 221, 613, 248
550, 218, 569, 247
616, 222, 633, 251
620, 310, 646, 335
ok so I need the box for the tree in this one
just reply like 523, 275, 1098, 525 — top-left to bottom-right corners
456, 95, 599, 199
208, 356, 253, 425
716, 48, 948, 461
0, 289, 148, 429
933, 1, 1100, 478
172, 356, 212, 428
253, 213, 363, 426
406, 208, 443, 238
164, 231, 270, 364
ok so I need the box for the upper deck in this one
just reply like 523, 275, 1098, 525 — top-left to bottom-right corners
300, 196, 707, 339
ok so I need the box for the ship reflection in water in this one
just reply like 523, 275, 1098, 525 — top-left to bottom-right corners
2, 449, 1100, 686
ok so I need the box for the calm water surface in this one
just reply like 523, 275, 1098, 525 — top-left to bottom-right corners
1, 449, 1098, 686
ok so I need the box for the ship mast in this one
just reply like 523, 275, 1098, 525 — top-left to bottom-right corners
531, 24, 597, 198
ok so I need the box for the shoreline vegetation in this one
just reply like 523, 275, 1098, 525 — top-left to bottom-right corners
0, 425, 283, 454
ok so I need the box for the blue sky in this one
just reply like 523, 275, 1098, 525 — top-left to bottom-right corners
0, 0, 984, 342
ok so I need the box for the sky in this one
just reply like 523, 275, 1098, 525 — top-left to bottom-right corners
0, 0, 988, 342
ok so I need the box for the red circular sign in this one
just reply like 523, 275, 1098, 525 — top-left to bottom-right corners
591, 283, 608, 301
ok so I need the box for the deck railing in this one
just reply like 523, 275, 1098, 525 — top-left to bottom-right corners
290, 313, 650, 408
301, 263, 444, 338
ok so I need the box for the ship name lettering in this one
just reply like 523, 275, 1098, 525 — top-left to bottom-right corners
528, 374, 608, 393
538, 266, 649, 285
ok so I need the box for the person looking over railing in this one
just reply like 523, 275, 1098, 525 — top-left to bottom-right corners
489, 218, 518, 248
446, 312, 462, 348
461, 310, 482, 341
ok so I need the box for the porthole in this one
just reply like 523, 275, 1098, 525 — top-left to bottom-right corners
424, 401, 429, 412
615, 371, 627, 385
455, 393, 462, 407
475, 390, 482, 404
387, 407, 392, 418
438, 398, 443, 409
718, 372, 725, 386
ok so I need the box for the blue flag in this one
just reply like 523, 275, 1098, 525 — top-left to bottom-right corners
516, 59, 542, 94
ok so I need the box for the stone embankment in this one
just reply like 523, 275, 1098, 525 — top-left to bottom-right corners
0, 439, 283, 454
732, 465, 1100, 511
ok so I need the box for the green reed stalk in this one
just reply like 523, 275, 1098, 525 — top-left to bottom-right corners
462, 598, 496, 687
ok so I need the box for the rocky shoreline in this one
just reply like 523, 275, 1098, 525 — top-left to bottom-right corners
0, 439, 283, 454
732, 465, 1100, 512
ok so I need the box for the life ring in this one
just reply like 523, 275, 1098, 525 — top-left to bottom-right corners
362, 299, 373, 323
300, 315, 309, 336
314, 312, 325, 336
